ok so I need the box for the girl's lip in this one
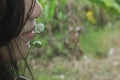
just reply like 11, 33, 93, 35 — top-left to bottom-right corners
22, 27, 35, 41
22, 27, 35, 35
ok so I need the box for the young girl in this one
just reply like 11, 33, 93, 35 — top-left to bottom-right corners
0, 0, 42, 80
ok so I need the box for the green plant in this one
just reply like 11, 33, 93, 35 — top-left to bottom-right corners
38, 74, 55, 80
89, 0, 120, 13
32, 0, 120, 59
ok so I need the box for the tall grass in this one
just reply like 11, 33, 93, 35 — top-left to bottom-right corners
80, 23, 120, 58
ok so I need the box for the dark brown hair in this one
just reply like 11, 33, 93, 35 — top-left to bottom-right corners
0, 0, 36, 80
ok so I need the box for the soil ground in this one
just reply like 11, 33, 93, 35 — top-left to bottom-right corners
30, 48, 120, 80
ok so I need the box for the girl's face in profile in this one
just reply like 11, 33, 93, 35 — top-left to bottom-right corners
0, 0, 42, 63
21, 0, 42, 51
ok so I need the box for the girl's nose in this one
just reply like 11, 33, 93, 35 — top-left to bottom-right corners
30, 1, 43, 19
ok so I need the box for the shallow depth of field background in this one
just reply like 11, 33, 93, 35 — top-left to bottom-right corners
28, 0, 120, 80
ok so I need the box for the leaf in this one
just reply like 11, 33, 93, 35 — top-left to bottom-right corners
58, 12, 63, 20
101, 0, 114, 7
113, 2, 120, 13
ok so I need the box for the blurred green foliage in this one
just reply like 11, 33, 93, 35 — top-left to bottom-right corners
26, 1, 120, 80
89, 0, 120, 13
31, 0, 120, 60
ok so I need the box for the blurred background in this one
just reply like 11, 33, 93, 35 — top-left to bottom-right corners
28, 0, 120, 80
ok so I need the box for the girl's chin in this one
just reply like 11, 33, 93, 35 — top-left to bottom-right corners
19, 41, 30, 55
